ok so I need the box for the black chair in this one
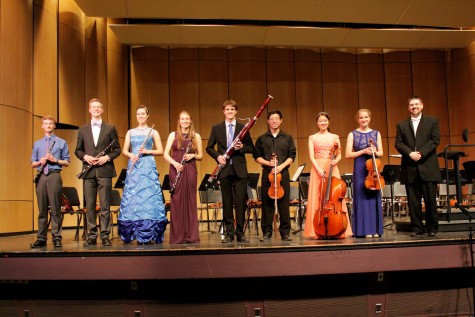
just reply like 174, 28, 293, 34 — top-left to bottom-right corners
245, 185, 262, 235
61, 187, 87, 241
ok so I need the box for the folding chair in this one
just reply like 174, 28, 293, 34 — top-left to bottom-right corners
61, 187, 87, 241
109, 189, 122, 239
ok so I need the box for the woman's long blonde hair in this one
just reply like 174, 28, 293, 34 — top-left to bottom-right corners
175, 110, 197, 151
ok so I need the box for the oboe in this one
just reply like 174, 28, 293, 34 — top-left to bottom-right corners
33, 140, 56, 183
128, 124, 155, 174
77, 139, 116, 179
169, 133, 194, 194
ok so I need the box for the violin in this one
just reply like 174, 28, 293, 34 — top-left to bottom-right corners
364, 138, 385, 191
268, 153, 284, 200
313, 143, 348, 238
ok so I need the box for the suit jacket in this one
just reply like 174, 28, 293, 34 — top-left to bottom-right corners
75, 122, 122, 178
395, 114, 442, 184
206, 121, 255, 179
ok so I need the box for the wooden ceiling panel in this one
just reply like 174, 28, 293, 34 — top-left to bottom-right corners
77, 0, 475, 49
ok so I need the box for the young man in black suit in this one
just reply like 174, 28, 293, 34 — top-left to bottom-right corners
206, 99, 255, 243
395, 96, 442, 237
75, 98, 121, 247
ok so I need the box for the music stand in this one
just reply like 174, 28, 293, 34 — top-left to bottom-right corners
290, 164, 307, 234
162, 174, 170, 191
439, 150, 467, 220
114, 169, 127, 189
382, 165, 401, 228
198, 174, 220, 233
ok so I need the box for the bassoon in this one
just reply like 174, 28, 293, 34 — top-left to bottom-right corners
208, 94, 273, 183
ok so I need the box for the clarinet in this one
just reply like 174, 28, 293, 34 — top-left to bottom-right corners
33, 140, 56, 183
208, 94, 273, 183
77, 139, 116, 179
169, 134, 194, 194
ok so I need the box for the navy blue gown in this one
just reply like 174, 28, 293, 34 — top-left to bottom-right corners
351, 130, 384, 237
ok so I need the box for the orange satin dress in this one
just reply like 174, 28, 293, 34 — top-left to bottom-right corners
303, 133, 353, 239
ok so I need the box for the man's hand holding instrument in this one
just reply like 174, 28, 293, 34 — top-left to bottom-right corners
77, 139, 116, 179
33, 140, 56, 183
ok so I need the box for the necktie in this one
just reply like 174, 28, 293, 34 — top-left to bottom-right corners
228, 124, 234, 164
227, 124, 234, 148
44, 138, 50, 175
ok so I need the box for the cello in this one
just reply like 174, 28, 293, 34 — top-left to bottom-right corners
314, 143, 348, 238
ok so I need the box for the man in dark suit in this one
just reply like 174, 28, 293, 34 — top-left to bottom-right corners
395, 96, 442, 237
206, 99, 255, 243
75, 98, 121, 247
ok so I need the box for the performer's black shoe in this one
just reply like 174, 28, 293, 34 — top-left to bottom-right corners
237, 235, 250, 243
30, 240, 47, 248
281, 235, 292, 241
260, 232, 272, 242
410, 232, 423, 237
102, 238, 112, 246
83, 238, 97, 247
53, 240, 62, 248
222, 236, 234, 243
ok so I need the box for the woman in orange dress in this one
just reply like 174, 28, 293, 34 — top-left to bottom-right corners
304, 112, 353, 239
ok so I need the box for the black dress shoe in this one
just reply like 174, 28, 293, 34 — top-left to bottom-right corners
236, 235, 250, 243
260, 232, 272, 242
83, 238, 97, 247
53, 240, 62, 248
30, 240, 47, 248
410, 232, 423, 237
428, 232, 437, 237
102, 238, 112, 246
222, 236, 234, 243
282, 235, 292, 241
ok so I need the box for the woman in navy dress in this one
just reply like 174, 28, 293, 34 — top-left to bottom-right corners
345, 109, 384, 238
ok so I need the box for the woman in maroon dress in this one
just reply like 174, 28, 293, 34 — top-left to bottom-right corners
164, 111, 203, 244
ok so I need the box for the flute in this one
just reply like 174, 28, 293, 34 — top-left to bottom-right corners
33, 140, 56, 183
77, 139, 116, 179
128, 124, 155, 174
169, 133, 194, 194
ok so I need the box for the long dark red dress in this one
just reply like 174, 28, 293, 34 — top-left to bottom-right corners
168, 133, 200, 244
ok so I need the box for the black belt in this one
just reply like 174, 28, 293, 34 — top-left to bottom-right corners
47, 170, 61, 174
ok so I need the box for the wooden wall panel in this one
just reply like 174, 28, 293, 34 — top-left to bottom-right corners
0, 0, 32, 110
198, 48, 229, 183
0, 202, 34, 233
85, 28, 108, 116
33, 0, 57, 118
58, 16, 86, 127
266, 48, 300, 175
294, 50, 322, 173
321, 51, 359, 174
356, 52, 389, 166
384, 51, 413, 140
228, 47, 268, 175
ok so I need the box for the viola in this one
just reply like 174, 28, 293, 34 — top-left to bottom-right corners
364, 138, 385, 191
268, 153, 284, 200
313, 143, 348, 238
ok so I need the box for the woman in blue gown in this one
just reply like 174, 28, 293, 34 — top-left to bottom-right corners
345, 109, 384, 238
118, 105, 168, 244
